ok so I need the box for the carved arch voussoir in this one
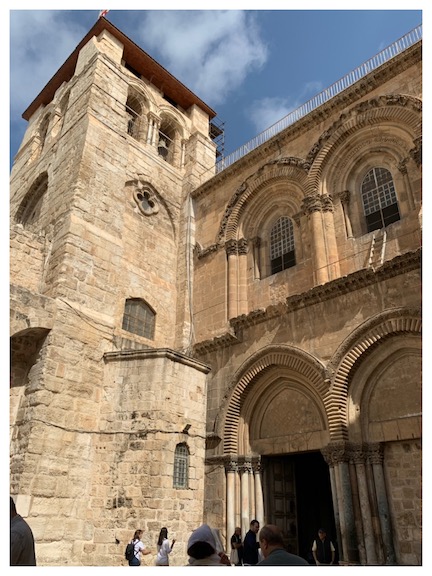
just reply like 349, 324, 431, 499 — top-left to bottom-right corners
217, 159, 309, 244
305, 95, 422, 196
325, 307, 421, 442
219, 345, 329, 454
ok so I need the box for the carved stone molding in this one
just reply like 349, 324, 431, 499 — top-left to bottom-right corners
321, 194, 334, 212
302, 193, 322, 214
238, 238, 248, 255
338, 190, 351, 204
367, 443, 384, 465
410, 136, 422, 167
225, 239, 238, 256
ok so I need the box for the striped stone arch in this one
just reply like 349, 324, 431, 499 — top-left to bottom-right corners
305, 95, 422, 196
128, 77, 157, 111
326, 307, 421, 442
218, 159, 309, 244
219, 345, 329, 454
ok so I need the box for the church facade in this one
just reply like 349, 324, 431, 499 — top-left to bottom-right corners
10, 18, 422, 566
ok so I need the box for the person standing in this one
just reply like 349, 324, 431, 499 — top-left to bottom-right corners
230, 526, 243, 566
186, 523, 231, 566
10, 497, 36, 566
156, 527, 175, 566
312, 528, 335, 565
242, 519, 260, 565
257, 524, 309, 566
127, 529, 151, 566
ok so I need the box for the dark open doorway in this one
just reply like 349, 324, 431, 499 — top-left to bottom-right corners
262, 451, 336, 563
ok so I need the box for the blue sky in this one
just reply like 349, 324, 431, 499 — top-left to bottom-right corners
8, 5, 423, 170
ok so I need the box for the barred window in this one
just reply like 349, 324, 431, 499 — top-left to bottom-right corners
122, 298, 155, 339
270, 216, 296, 274
361, 167, 400, 233
173, 443, 189, 489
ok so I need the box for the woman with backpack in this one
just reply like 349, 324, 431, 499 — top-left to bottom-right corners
126, 529, 152, 566
155, 527, 176, 566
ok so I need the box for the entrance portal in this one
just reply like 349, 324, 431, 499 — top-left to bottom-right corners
262, 451, 336, 563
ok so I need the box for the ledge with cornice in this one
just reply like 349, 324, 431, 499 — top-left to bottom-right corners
193, 248, 420, 356
104, 346, 211, 373
191, 43, 421, 201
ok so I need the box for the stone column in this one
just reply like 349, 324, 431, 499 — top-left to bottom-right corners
368, 444, 396, 565
180, 139, 186, 168
226, 240, 238, 319
253, 460, 264, 528
398, 159, 415, 211
323, 443, 359, 564
252, 237, 261, 280
237, 238, 248, 316
226, 459, 238, 548
321, 194, 340, 280
339, 191, 353, 238
151, 116, 161, 147
146, 113, 157, 145
351, 444, 378, 564
302, 194, 328, 285
292, 212, 303, 261
240, 461, 251, 537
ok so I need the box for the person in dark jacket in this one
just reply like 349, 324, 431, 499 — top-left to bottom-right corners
242, 519, 260, 565
312, 528, 335, 565
257, 524, 309, 566
10, 497, 36, 566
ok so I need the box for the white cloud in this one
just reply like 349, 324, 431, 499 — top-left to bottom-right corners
248, 81, 324, 134
137, 10, 268, 105
248, 96, 293, 134
10, 11, 87, 119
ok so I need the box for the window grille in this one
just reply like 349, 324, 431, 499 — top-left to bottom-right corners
173, 443, 189, 489
361, 167, 400, 232
122, 299, 155, 339
270, 216, 296, 274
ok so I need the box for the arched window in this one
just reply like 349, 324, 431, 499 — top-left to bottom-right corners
270, 216, 296, 274
173, 443, 189, 489
122, 298, 155, 339
158, 116, 179, 165
125, 93, 142, 139
16, 172, 49, 229
39, 114, 50, 150
361, 167, 400, 233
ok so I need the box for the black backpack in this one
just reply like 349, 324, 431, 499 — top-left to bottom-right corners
125, 541, 135, 561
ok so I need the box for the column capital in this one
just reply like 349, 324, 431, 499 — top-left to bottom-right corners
366, 442, 384, 465
302, 193, 322, 214
225, 239, 238, 256
338, 190, 351, 204
238, 238, 248, 255
321, 194, 334, 212
321, 442, 351, 465
348, 442, 367, 464
224, 457, 239, 473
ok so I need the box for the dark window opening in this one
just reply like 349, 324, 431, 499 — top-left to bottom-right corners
122, 298, 155, 339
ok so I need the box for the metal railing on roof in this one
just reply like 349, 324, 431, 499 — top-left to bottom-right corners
215, 24, 422, 174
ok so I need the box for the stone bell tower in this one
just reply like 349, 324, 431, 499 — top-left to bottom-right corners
10, 18, 217, 566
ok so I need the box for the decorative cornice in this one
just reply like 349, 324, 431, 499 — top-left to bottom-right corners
194, 330, 242, 356
191, 44, 421, 201
104, 347, 211, 373
193, 249, 421, 353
